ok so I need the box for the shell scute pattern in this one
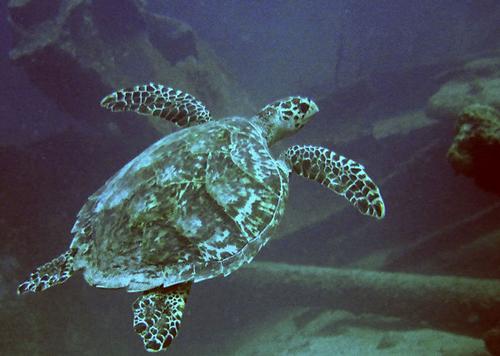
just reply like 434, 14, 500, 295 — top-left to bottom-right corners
230, 132, 282, 188
70, 118, 286, 291
206, 151, 281, 240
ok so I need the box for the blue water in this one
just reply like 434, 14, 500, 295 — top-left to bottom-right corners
1, 1, 499, 355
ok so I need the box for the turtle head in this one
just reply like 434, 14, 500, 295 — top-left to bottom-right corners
256, 96, 319, 145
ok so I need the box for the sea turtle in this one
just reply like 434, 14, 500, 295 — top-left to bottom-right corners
18, 83, 385, 352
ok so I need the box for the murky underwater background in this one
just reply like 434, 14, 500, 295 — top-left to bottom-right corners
1, 1, 500, 355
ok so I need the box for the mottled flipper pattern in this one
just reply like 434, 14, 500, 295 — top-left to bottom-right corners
283, 145, 385, 219
133, 282, 192, 352
100, 83, 211, 127
17, 249, 76, 294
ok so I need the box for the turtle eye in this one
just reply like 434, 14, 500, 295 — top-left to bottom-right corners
299, 103, 310, 114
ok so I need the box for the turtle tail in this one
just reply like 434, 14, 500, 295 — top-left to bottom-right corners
17, 249, 77, 295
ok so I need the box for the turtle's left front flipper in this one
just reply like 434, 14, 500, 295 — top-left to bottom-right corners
132, 282, 192, 352
100, 83, 211, 128
282, 145, 385, 219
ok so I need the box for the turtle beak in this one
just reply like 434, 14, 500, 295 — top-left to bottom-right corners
307, 100, 319, 117
302, 98, 319, 121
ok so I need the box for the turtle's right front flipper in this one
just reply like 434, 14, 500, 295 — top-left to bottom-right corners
100, 83, 211, 128
283, 145, 385, 219
17, 249, 76, 294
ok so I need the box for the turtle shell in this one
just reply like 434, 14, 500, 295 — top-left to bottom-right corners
70, 117, 290, 292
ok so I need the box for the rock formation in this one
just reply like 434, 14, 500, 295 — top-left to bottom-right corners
447, 104, 500, 195
7, 0, 254, 124
425, 54, 500, 194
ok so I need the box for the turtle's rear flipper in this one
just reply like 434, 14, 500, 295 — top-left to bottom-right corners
133, 282, 192, 352
17, 249, 76, 294
100, 83, 212, 128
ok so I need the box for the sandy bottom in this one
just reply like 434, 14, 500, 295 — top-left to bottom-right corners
225, 308, 488, 356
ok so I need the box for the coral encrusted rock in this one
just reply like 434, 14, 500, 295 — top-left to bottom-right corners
447, 104, 500, 194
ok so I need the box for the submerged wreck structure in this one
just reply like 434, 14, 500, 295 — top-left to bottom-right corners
7, 0, 253, 124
